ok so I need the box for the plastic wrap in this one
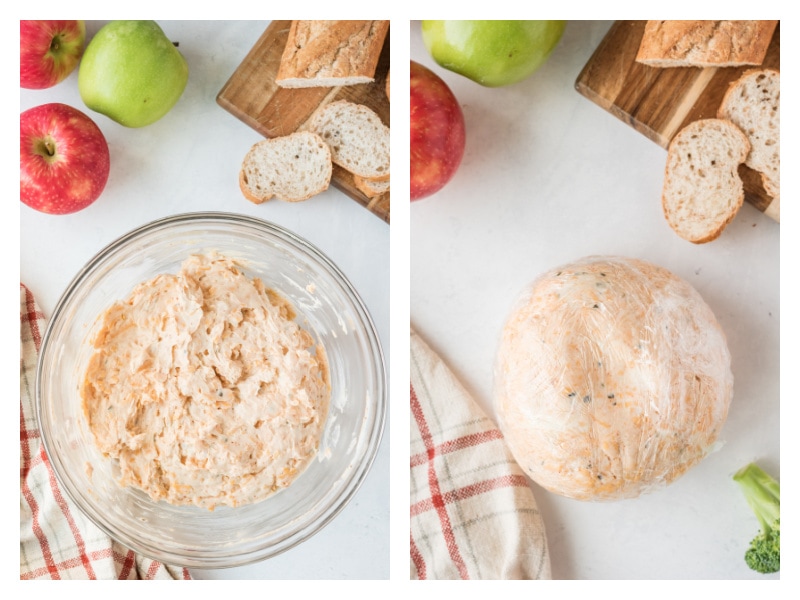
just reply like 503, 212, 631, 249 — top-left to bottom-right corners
494, 256, 733, 501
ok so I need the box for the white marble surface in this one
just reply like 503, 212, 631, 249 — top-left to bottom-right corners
411, 21, 781, 580
20, 21, 389, 580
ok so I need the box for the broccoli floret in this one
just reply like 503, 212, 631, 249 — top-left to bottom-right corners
733, 462, 780, 574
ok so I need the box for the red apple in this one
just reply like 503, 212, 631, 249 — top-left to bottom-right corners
20, 20, 86, 89
21, 103, 110, 215
411, 60, 466, 201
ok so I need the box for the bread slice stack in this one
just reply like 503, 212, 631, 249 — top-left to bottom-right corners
638, 20, 780, 241
718, 69, 780, 203
307, 99, 390, 182
660, 66, 780, 242
239, 20, 390, 207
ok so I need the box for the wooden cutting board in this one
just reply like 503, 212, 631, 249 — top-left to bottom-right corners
217, 20, 391, 223
575, 20, 779, 221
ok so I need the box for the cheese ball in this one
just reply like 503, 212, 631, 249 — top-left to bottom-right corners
81, 252, 330, 510
494, 256, 733, 501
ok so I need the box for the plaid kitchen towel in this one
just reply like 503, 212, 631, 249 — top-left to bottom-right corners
410, 327, 551, 580
20, 283, 191, 580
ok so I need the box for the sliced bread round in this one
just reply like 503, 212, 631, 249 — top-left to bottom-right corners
718, 68, 780, 200
308, 99, 390, 180
239, 131, 332, 203
354, 174, 390, 198
662, 118, 750, 244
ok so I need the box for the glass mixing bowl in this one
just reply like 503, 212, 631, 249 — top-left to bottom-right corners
36, 212, 386, 568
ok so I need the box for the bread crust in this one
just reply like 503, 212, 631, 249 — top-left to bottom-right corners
239, 170, 271, 204
276, 20, 389, 88
636, 20, 777, 67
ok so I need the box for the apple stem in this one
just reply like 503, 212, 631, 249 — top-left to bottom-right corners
36, 138, 57, 159
50, 35, 62, 53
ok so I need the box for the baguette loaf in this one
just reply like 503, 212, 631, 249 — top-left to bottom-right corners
239, 131, 332, 203
276, 20, 389, 88
308, 99, 390, 180
718, 68, 780, 201
636, 20, 777, 68
661, 119, 750, 243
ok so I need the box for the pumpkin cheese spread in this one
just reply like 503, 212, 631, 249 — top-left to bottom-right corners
80, 252, 330, 510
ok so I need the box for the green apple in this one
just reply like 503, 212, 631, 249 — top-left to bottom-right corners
79, 20, 188, 127
421, 20, 566, 87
